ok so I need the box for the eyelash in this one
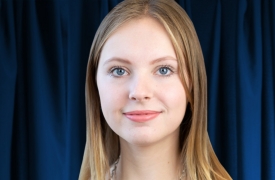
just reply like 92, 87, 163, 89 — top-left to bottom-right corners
108, 66, 126, 77
108, 65, 175, 77
157, 65, 175, 77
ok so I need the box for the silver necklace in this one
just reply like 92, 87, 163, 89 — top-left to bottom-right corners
110, 157, 186, 180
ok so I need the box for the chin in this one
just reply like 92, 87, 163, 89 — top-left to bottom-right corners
120, 127, 162, 146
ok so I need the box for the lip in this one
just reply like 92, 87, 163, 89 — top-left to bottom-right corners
123, 110, 161, 122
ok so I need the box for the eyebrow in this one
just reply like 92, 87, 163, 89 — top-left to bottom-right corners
103, 56, 177, 66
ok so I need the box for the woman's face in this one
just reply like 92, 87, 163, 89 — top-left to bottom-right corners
97, 17, 187, 146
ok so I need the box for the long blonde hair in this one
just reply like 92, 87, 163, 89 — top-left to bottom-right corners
79, 0, 232, 179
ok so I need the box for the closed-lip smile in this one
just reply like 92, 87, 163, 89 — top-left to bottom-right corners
123, 110, 162, 122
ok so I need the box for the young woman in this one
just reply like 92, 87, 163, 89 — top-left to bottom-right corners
79, 0, 232, 179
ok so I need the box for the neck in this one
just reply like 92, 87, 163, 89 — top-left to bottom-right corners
114, 129, 183, 180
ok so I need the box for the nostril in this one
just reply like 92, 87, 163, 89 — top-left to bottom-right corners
129, 93, 150, 101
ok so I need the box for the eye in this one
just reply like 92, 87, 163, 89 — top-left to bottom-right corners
159, 67, 169, 75
110, 67, 128, 77
156, 66, 173, 76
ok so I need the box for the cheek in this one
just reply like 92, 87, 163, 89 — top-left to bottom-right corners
161, 82, 187, 108
159, 81, 187, 124
97, 79, 127, 119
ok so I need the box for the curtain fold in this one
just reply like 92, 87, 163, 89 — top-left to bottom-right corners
0, 0, 274, 179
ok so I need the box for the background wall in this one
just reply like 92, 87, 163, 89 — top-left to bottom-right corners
0, 0, 274, 179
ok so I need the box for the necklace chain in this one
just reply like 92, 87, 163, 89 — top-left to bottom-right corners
110, 157, 186, 180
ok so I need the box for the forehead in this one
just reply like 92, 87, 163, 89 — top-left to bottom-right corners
99, 16, 177, 65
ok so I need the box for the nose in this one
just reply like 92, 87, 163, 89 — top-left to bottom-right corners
128, 75, 153, 101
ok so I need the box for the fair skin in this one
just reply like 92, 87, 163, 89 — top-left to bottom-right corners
97, 16, 187, 180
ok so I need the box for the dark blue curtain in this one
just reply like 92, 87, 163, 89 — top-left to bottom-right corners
0, 0, 274, 179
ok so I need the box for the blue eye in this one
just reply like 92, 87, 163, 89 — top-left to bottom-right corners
158, 66, 173, 76
110, 67, 128, 77
156, 65, 175, 77
115, 68, 125, 76
159, 67, 170, 75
